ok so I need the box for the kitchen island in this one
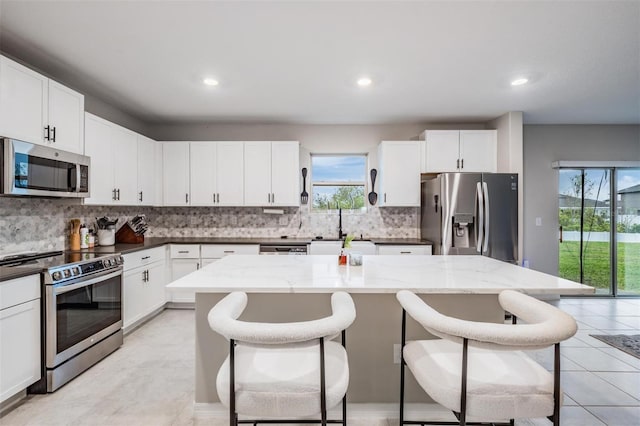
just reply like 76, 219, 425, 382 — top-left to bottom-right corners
167, 255, 593, 405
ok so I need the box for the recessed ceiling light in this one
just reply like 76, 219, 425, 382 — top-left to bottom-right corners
357, 77, 372, 87
511, 78, 528, 86
203, 78, 219, 86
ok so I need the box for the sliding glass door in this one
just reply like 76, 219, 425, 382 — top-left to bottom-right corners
559, 167, 640, 296
616, 169, 640, 296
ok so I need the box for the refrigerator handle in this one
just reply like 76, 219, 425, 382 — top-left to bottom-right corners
476, 182, 483, 253
482, 182, 490, 253
434, 194, 439, 213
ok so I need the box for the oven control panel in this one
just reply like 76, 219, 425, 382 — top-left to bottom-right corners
48, 255, 123, 284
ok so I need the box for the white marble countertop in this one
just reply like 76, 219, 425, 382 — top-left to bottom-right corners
166, 255, 594, 295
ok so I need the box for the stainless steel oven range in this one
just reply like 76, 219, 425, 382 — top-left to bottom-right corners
1, 251, 124, 392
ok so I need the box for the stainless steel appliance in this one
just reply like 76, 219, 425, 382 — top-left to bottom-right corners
421, 173, 518, 263
259, 244, 308, 255
0, 138, 90, 198
0, 251, 123, 392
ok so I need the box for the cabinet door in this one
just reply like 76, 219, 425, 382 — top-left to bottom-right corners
271, 141, 300, 206
137, 135, 156, 205
244, 142, 271, 206
123, 268, 145, 329
162, 142, 190, 206
84, 114, 115, 205
216, 142, 244, 206
424, 130, 460, 173
0, 55, 47, 145
190, 142, 217, 206
379, 141, 420, 207
146, 262, 166, 313
112, 126, 138, 205
154, 143, 164, 206
169, 259, 199, 304
0, 299, 41, 402
459, 130, 497, 173
47, 80, 84, 154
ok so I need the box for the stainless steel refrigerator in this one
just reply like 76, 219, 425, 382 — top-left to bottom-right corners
421, 173, 518, 263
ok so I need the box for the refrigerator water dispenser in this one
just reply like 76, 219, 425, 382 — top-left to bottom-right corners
452, 214, 474, 248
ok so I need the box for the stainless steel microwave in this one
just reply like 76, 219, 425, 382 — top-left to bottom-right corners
1, 138, 90, 198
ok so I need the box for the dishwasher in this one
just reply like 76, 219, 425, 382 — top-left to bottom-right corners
259, 244, 308, 255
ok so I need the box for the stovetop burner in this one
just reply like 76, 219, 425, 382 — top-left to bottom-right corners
0, 250, 123, 284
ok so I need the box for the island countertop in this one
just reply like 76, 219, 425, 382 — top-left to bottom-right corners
167, 254, 594, 295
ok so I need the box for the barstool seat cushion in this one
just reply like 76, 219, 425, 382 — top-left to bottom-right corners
217, 340, 349, 418
404, 339, 556, 420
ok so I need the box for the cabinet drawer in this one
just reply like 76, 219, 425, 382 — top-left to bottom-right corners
201, 244, 259, 258
123, 246, 166, 271
0, 275, 40, 310
170, 244, 200, 259
377, 245, 431, 255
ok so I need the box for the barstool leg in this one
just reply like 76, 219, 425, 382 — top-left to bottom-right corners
342, 330, 347, 426
230, 339, 236, 426
320, 337, 327, 426
400, 309, 407, 426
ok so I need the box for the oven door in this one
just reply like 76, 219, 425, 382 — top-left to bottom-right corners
2, 139, 90, 197
46, 268, 122, 368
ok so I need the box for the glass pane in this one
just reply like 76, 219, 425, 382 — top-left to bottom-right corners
616, 169, 640, 295
311, 156, 366, 182
558, 169, 612, 294
312, 185, 365, 210
559, 170, 583, 283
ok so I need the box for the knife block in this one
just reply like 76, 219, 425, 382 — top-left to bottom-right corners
115, 223, 144, 244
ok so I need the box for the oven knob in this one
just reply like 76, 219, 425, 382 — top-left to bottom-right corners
63, 269, 71, 278
117, 256, 124, 265
52, 271, 62, 281
76, 266, 82, 275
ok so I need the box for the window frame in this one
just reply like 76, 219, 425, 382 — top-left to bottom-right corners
310, 153, 368, 212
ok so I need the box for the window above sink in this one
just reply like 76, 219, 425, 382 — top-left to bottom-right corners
311, 154, 367, 212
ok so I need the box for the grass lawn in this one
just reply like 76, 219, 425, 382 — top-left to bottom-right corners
559, 241, 640, 294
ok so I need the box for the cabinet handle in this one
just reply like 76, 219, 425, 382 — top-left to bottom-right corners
268, 193, 270, 203
112, 188, 117, 201
116, 188, 120, 200
51, 126, 56, 142
384, 193, 387, 203
44, 125, 51, 141
223, 250, 235, 253
272, 193, 275, 203
186, 193, 189, 204
141, 256, 151, 260
400, 251, 411, 254
461, 158, 464, 169
197, 263, 200, 269
139, 191, 143, 202
178, 250, 189, 254
217, 193, 220, 203
456, 159, 460, 169
213, 193, 216, 203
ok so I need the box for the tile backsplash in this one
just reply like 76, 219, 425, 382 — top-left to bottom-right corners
0, 198, 419, 253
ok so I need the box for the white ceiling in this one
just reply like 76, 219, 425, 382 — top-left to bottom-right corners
1, 1, 639, 125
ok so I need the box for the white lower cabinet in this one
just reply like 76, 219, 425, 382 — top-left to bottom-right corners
122, 248, 166, 331
0, 274, 41, 403
376, 245, 432, 255
168, 244, 259, 304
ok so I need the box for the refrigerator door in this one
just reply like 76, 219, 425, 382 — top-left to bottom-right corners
420, 176, 442, 253
440, 173, 482, 255
481, 173, 518, 262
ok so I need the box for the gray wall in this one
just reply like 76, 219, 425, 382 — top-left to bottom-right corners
523, 125, 640, 275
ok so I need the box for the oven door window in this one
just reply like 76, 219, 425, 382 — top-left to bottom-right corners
14, 152, 77, 192
56, 274, 122, 354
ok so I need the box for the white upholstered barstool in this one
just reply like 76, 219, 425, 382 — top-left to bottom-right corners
208, 291, 356, 426
396, 290, 577, 426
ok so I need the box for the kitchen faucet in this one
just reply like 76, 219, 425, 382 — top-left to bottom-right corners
338, 205, 346, 240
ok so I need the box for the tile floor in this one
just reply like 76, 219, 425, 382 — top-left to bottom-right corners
0, 297, 638, 426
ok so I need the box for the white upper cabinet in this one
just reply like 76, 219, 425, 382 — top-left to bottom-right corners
84, 113, 139, 205
378, 141, 420, 207
47, 80, 84, 154
189, 142, 217, 206
137, 134, 156, 206
216, 142, 244, 206
423, 130, 497, 173
0, 55, 84, 154
162, 142, 190, 206
189, 141, 244, 206
0, 56, 48, 145
244, 141, 299, 206
112, 126, 138, 205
